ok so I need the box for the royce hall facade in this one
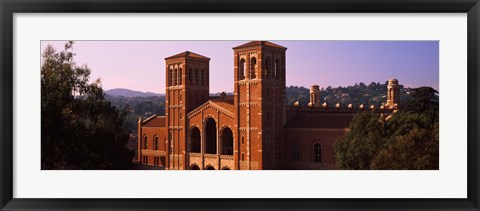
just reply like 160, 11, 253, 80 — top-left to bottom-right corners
137, 41, 399, 170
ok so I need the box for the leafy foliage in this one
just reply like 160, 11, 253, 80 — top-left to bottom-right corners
41, 42, 134, 169
334, 87, 439, 170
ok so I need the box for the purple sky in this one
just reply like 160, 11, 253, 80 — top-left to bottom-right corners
40, 41, 439, 93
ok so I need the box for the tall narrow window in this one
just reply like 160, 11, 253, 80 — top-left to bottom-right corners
242, 153, 245, 161
173, 68, 178, 86
143, 137, 148, 149
201, 69, 205, 86
168, 69, 173, 86
250, 57, 257, 79
314, 143, 322, 162
264, 57, 270, 77
293, 142, 299, 161
241, 136, 244, 144
178, 68, 182, 85
195, 69, 200, 86
154, 137, 159, 150
239, 59, 245, 80
188, 68, 193, 85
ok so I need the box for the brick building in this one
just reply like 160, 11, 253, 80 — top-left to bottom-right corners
137, 41, 399, 170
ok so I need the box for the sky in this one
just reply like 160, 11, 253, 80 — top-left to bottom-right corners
40, 41, 439, 93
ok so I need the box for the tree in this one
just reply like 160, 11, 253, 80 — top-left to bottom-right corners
41, 41, 134, 169
334, 87, 439, 170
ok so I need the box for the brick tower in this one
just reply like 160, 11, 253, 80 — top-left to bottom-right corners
232, 41, 287, 170
164, 51, 210, 170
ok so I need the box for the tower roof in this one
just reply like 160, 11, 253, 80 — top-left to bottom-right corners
232, 41, 287, 50
165, 51, 210, 60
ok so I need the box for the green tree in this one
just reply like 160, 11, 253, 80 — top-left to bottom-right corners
41, 41, 134, 169
334, 87, 439, 170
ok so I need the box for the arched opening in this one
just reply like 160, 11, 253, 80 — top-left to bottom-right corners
250, 57, 257, 79
239, 59, 245, 80
188, 68, 193, 85
178, 68, 182, 85
190, 127, 201, 153
168, 69, 173, 86
195, 69, 200, 86
314, 143, 322, 163
221, 167, 231, 170
221, 128, 233, 155
190, 164, 200, 170
205, 118, 217, 154
205, 165, 215, 170
143, 136, 148, 149
264, 57, 271, 77
173, 68, 178, 86
201, 69, 206, 86
274, 59, 281, 79
293, 142, 299, 161
154, 137, 159, 150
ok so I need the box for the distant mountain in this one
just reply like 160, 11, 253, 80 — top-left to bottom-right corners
105, 88, 164, 97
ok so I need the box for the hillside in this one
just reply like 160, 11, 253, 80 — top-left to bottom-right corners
105, 88, 164, 97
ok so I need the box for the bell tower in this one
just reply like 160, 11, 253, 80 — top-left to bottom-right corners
164, 51, 210, 170
386, 78, 400, 109
233, 41, 287, 170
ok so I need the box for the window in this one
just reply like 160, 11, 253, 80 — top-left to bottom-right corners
195, 69, 200, 86
168, 69, 173, 86
241, 136, 244, 144
154, 137, 159, 150
239, 59, 245, 80
266, 135, 270, 146
241, 153, 245, 161
314, 143, 322, 162
178, 68, 182, 85
188, 68, 193, 85
250, 57, 257, 79
173, 68, 178, 86
264, 57, 270, 77
143, 137, 148, 149
293, 142, 299, 161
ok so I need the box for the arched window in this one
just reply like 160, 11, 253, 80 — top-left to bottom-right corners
178, 68, 182, 85
190, 164, 200, 170
205, 118, 217, 154
143, 137, 148, 149
195, 69, 200, 86
293, 142, 299, 161
168, 69, 173, 86
221, 128, 233, 155
201, 69, 205, 86
274, 59, 281, 79
314, 143, 322, 162
250, 57, 257, 79
154, 137, 159, 150
264, 57, 271, 77
190, 127, 201, 153
188, 68, 193, 85
173, 68, 178, 86
239, 59, 245, 80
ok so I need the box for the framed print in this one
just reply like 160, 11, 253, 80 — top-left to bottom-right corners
1, 0, 479, 210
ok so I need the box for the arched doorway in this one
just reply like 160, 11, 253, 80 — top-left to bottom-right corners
190, 127, 201, 153
190, 164, 200, 170
221, 128, 233, 155
221, 166, 231, 170
205, 165, 215, 170
205, 118, 217, 154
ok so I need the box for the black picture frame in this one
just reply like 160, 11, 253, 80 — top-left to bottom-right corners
1, 0, 479, 210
